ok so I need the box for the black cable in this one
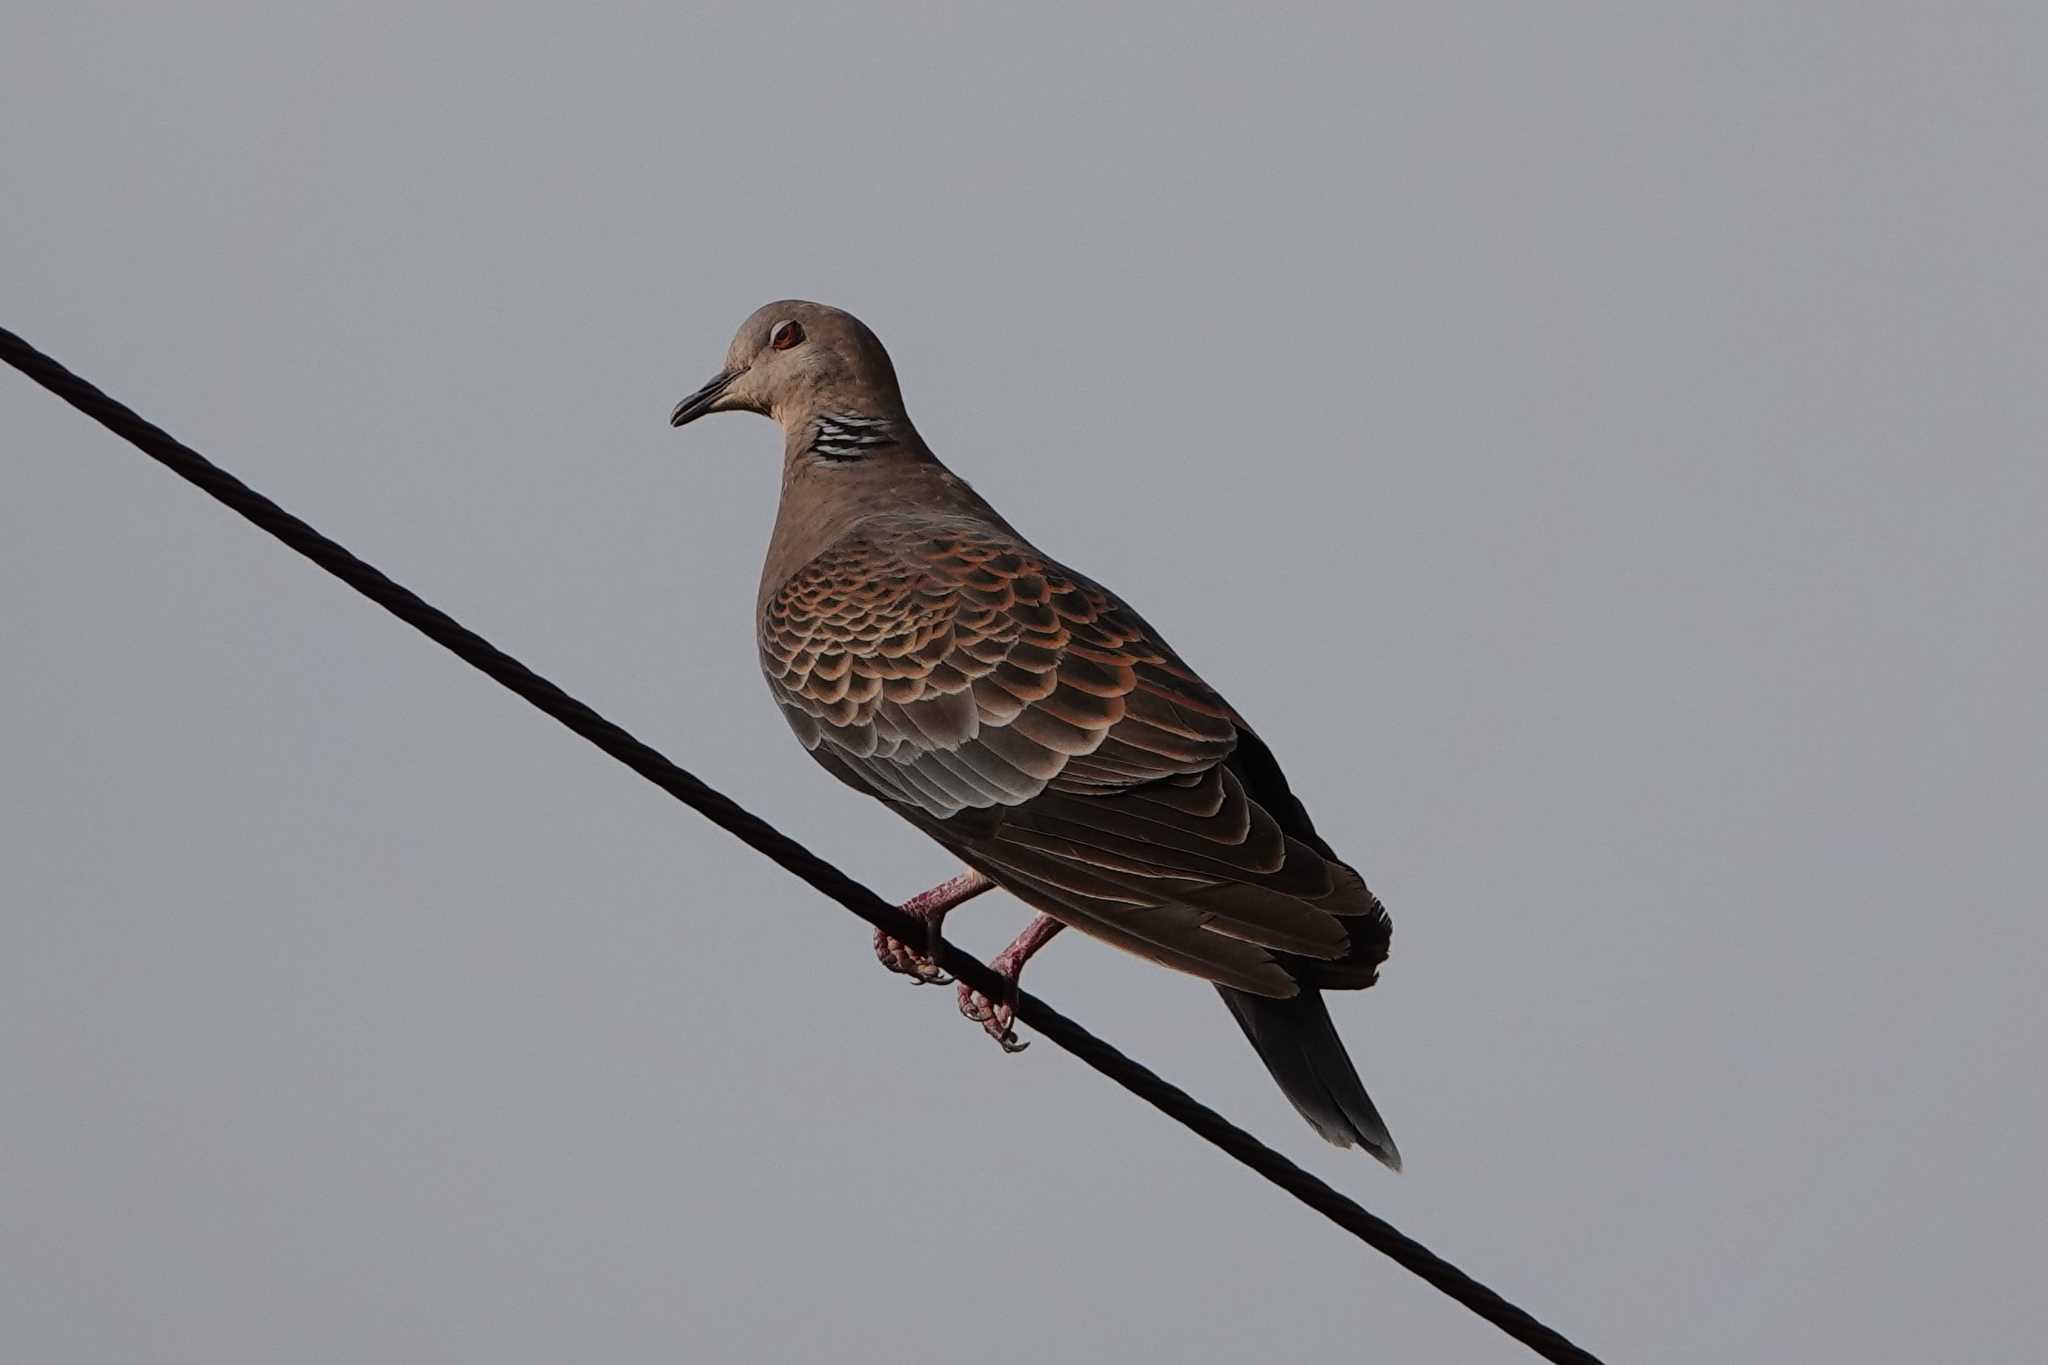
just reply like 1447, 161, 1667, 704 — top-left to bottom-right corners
3, 325, 1605, 1364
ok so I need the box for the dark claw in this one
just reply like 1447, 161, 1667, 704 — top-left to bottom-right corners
958, 976, 1028, 1051
922, 918, 951, 976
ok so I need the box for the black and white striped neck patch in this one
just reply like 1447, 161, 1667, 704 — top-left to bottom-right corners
808, 412, 898, 461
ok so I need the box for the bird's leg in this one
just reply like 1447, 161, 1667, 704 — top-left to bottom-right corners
959, 914, 1066, 1052
874, 869, 994, 985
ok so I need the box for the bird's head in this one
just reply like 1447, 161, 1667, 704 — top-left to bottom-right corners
670, 300, 908, 437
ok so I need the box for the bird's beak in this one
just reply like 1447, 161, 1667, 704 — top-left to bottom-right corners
670, 367, 744, 428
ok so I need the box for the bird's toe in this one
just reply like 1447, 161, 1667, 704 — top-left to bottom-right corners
874, 928, 950, 984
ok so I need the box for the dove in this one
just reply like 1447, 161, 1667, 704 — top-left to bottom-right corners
671, 301, 1400, 1167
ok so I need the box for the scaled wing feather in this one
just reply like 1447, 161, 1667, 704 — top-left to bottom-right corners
763, 518, 1387, 996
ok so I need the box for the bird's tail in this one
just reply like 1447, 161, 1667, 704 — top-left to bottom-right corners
1217, 985, 1401, 1170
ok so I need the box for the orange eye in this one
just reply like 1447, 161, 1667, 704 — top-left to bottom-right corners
770, 320, 804, 351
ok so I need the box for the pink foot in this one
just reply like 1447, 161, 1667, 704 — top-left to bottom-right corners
874, 870, 993, 986
958, 915, 1065, 1052
874, 923, 949, 984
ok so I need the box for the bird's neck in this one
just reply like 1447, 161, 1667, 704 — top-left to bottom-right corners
779, 403, 921, 466
756, 442, 999, 614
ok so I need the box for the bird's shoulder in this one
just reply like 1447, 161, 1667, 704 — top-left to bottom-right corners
758, 513, 1240, 803
760, 512, 1160, 681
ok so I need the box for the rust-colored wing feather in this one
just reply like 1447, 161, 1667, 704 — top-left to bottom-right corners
760, 516, 1387, 999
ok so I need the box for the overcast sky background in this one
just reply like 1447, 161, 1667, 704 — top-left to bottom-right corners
5, 5, 2044, 1362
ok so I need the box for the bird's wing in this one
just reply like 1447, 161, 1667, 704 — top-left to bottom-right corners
762, 520, 1386, 997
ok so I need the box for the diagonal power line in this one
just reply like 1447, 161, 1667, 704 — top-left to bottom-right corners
2, 325, 1605, 1365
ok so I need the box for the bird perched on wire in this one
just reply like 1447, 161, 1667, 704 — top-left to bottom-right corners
671, 301, 1401, 1168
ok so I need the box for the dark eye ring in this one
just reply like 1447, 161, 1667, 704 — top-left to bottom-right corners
770, 320, 804, 351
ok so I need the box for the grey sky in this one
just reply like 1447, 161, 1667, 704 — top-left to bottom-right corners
4, 4, 2043, 1361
